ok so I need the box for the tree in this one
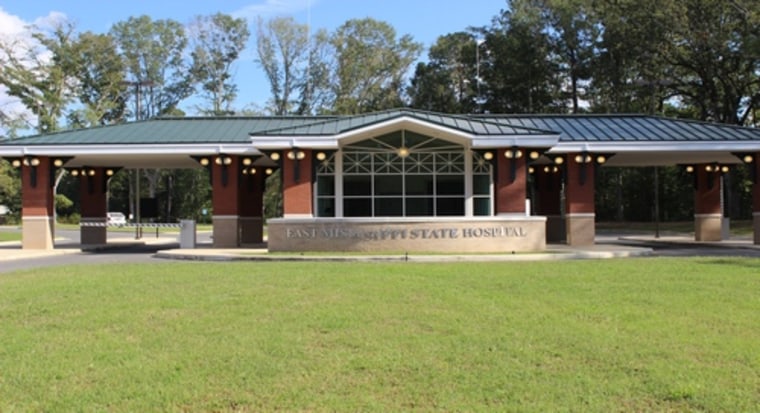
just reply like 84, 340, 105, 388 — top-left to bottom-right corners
110, 15, 193, 120
67, 31, 128, 128
0, 159, 20, 215
255, 17, 311, 115
479, 3, 561, 113
110, 15, 194, 211
329, 18, 422, 114
188, 13, 250, 116
408, 32, 479, 113
663, 0, 759, 125
0, 21, 79, 133
535, 0, 598, 113
254, 17, 330, 115
588, 0, 679, 113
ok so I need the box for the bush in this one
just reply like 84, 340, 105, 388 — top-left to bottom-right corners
57, 213, 81, 225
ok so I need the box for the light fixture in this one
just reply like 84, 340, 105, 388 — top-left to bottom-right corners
483, 151, 494, 161
743, 155, 754, 164
270, 152, 281, 161
316, 152, 327, 161
23, 157, 40, 167
553, 156, 564, 165
397, 147, 410, 158
528, 166, 535, 174
88, 169, 96, 176
53, 158, 64, 167
574, 154, 592, 164
705, 165, 713, 172
242, 157, 252, 166
287, 149, 305, 160
543, 166, 551, 173
106, 169, 115, 176
223, 156, 232, 165
199, 158, 210, 166
11, 159, 21, 168
721, 165, 730, 173
70, 169, 80, 177
504, 148, 523, 159
265, 168, 273, 175
685, 165, 694, 173
529, 150, 541, 160
596, 155, 607, 164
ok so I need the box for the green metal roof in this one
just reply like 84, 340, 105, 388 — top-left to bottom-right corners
1, 109, 758, 147
251, 108, 557, 137
476, 114, 760, 142
1, 116, 331, 145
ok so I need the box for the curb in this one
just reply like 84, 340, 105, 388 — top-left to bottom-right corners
618, 236, 760, 251
154, 247, 653, 263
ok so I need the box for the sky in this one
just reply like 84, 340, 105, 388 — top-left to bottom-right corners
0, 0, 505, 133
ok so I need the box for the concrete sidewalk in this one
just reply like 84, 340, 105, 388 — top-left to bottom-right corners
614, 234, 760, 251
0, 236, 180, 262
4, 232, 759, 263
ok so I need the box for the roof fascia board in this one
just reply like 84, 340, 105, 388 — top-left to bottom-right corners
335, 117, 474, 145
251, 139, 339, 150
0, 143, 259, 157
471, 136, 560, 148
550, 141, 760, 153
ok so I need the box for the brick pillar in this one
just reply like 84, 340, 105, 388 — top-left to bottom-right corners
534, 165, 565, 243
495, 149, 527, 214
239, 166, 265, 245
753, 155, 760, 245
282, 149, 313, 217
20, 156, 55, 249
211, 155, 241, 248
79, 167, 108, 246
694, 164, 723, 241
564, 154, 596, 246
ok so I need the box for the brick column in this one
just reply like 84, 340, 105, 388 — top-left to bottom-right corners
20, 156, 55, 249
211, 155, 241, 248
79, 167, 108, 246
495, 148, 527, 215
239, 165, 265, 245
564, 154, 596, 246
753, 155, 760, 245
282, 149, 313, 217
534, 165, 565, 243
694, 164, 723, 241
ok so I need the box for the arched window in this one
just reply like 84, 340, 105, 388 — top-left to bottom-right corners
315, 130, 492, 217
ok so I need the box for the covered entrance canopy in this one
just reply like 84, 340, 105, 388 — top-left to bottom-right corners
2, 108, 759, 251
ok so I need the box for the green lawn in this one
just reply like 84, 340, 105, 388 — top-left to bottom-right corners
1, 259, 759, 412
0, 231, 21, 242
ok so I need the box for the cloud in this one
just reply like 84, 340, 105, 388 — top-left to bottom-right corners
232, 0, 317, 21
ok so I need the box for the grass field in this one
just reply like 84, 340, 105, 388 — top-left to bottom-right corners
1, 258, 759, 412
0, 231, 21, 242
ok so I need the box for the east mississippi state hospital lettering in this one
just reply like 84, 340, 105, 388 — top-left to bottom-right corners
285, 226, 529, 241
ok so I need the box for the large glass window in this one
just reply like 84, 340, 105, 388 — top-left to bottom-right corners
315, 131, 493, 217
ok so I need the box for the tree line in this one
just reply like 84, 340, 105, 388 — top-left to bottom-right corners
1, 0, 758, 224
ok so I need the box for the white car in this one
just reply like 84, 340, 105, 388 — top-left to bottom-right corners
106, 212, 127, 227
